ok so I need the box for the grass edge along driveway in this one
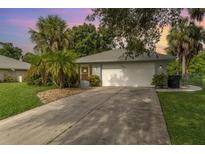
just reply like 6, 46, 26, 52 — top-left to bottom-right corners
0, 83, 52, 120
158, 90, 205, 144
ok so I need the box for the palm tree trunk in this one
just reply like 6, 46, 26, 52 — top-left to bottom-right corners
182, 54, 188, 85
59, 69, 65, 89
41, 66, 48, 86
41, 71, 46, 85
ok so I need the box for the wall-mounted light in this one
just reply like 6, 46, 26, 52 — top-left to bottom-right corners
159, 65, 163, 69
83, 68, 87, 73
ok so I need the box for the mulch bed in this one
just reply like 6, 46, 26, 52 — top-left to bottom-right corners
37, 88, 87, 103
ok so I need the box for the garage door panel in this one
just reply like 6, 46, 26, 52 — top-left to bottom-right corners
102, 63, 154, 87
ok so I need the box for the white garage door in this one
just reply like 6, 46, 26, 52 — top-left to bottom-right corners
102, 63, 155, 87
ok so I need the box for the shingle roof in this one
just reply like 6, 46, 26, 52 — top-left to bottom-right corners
76, 49, 175, 64
0, 55, 30, 70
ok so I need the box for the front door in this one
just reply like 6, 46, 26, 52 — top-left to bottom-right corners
81, 66, 89, 80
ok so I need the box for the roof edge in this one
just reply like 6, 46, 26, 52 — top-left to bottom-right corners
76, 58, 175, 64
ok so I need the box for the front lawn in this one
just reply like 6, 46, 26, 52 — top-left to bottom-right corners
0, 83, 52, 120
158, 90, 205, 144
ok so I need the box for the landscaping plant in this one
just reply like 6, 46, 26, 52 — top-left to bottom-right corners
26, 53, 50, 85
89, 75, 101, 87
166, 19, 205, 85
152, 73, 168, 88
25, 73, 43, 86
167, 60, 181, 75
3, 74, 16, 82
64, 70, 80, 88
47, 50, 78, 88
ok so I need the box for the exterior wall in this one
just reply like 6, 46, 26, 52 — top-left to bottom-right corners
0, 69, 27, 82
154, 61, 169, 74
91, 64, 102, 79
101, 62, 155, 87
79, 61, 170, 87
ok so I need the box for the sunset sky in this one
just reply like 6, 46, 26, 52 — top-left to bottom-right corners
0, 8, 204, 54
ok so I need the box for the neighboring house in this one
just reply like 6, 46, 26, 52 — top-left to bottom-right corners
0, 55, 30, 82
76, 49, 175, 87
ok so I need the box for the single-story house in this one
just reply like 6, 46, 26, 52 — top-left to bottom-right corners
0, 55, 31, 82
76, 49, 175, 87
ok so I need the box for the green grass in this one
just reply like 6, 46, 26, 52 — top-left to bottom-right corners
158, 90, 205, 144
0, 82, 52, 120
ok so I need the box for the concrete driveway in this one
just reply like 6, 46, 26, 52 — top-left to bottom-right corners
0, 87, 170, 145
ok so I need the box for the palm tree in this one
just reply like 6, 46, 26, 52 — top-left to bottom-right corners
47, 50, 77, 88
29, 15, 73, 53
28, 53, 50, 85
188, 8, 205, 22
166, 19, 205, 84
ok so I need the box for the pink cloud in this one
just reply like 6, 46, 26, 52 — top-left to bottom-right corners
47, 8, 92, 16
82, 8, 93, 14
180, 8, 189, 18
64, 13, 99, 28
15, 43, 34, 53
64, 16, 84, 27
6, 17, 36, 29
156, 45, 167, 54
46, 9, 70, 16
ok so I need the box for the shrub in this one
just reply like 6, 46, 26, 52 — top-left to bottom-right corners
64, 71, 80, 88
3, 74, 16, 82
47, 50, 78, 88
69, 71, 80, 87
25, 73, 43, 86
189, 52, 205, 75
167, 60, 181, 75
25, 67, 53, 86
188, 74, 204, 87
89, 75, 101, 87
152, 73, 168, 88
